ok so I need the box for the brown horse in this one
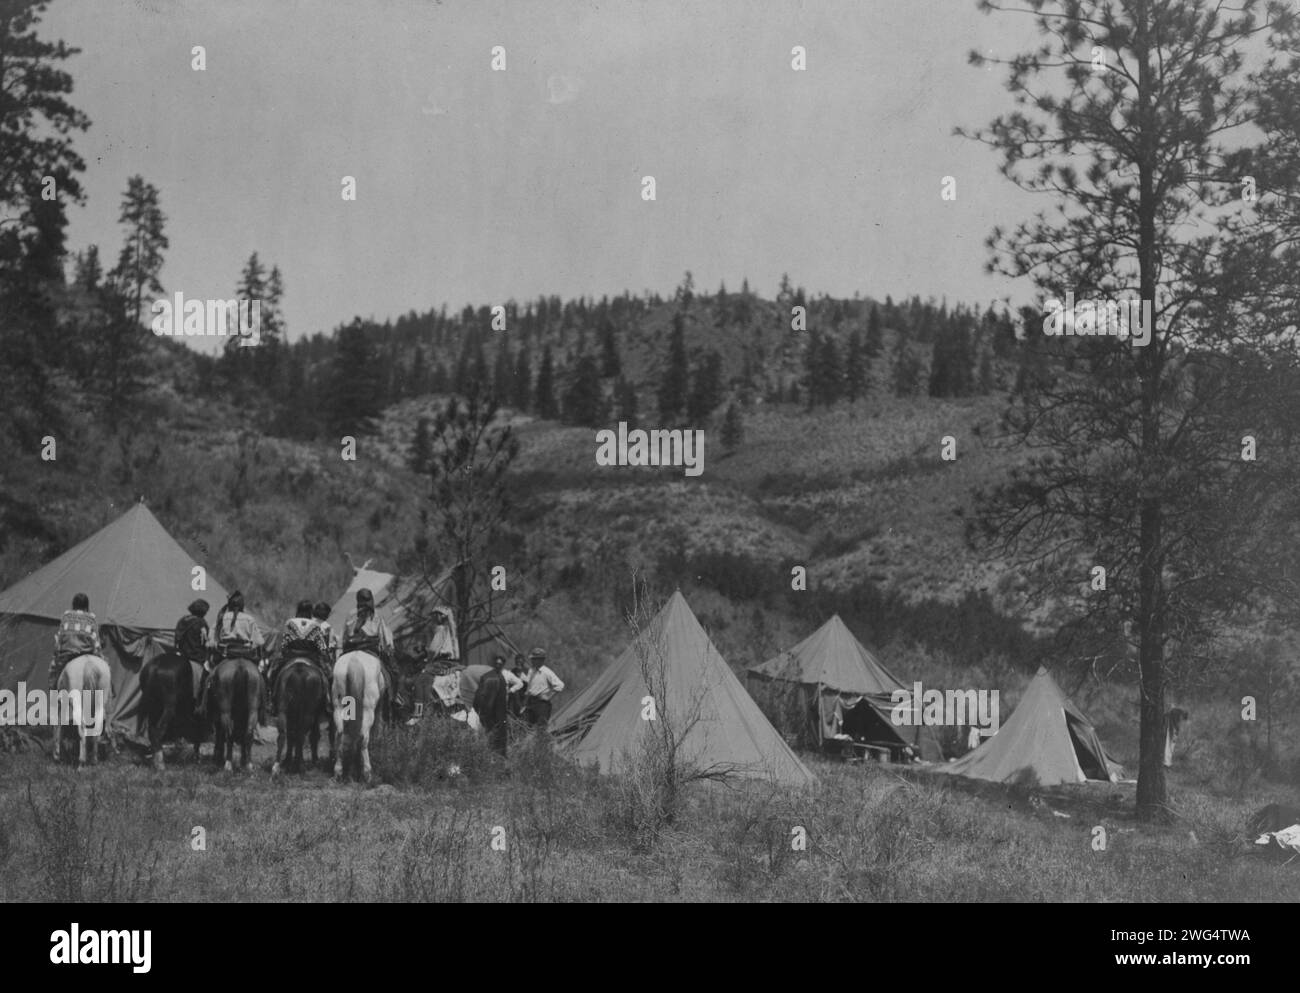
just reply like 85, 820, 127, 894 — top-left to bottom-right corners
138, 652, 203, 770
208, 656, 263, 772
273, 658, 333, 775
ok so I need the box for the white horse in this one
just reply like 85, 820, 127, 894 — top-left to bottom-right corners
332, 651, 386, 783
54, 655, 112, 767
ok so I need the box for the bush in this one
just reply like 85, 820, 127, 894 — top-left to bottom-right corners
370, 715, 497, 788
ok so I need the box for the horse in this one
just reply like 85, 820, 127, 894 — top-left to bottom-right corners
273, 658, 333, 775
208, 656, 263, 772
332, 650, 386, 783
138, 652, 203, 770
54, 655, 112, 767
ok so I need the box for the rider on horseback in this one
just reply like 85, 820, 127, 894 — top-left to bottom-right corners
199, 591, 264, 714
266, 600, 329, 713
49, 593, 102, 688
342, 588, 398, 712
312, 601, 338, 667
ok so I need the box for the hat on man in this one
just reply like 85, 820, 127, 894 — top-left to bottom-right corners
528, 647, 547, 661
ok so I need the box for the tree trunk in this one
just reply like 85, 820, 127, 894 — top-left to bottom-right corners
1134, 1, 1169, 822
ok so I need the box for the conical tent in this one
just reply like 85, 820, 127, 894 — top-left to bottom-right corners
747, 614, 942, 760
0, 503, 235, 733
549, 592, 816, 786
328, 563, 517, 667
937, 666, 1122, 786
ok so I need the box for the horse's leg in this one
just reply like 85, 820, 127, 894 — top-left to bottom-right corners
359, 705, 375, 784
273, 705, 286, 776
154, 700, 175, 771
332, 701, 346, 780
220, 714, 233, 772
309, 702, 322, 768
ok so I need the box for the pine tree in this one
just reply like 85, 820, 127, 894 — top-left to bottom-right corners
657, 312, 689, 422
102, 175, 168, 428
409, 344, 429, 396
534, 345, 558, 419
408, 415, 434, 473
329, 319, 383, 435
599, 320, 621, 378
818, 336, 843, 406
563, 353, 605, 427
512, 344, 532, 411
802, 330, 822, 410
615, 376, 639, 428
492, 340, 513, 403
866, 304, 884, 357
845, 328, 868, 403
720, 401, 744, 453
686, 350, 724, 423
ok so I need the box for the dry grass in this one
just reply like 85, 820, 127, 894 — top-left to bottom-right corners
2, 706, 1297, 903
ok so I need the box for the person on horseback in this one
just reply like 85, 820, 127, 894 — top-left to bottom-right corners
267, 600, 329, 714
49, 593, 102, 688
312, 601, 338, 668
174, 599, 210, 667
342, 588, 397, 712
199, 591, 264, 714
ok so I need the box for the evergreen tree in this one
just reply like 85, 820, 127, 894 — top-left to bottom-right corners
657, 312, 689, 422
599, 320, 621, 378
818, 335, 843, 406
720, 401, 744, 453
329, 319, 382, 435
409, 344, 429, 396
101, 175, 168, 428
845, 328, 868, 403
512, 343, 532, 411
492, 339, 513, 403
408, 415, 434, 473
534, 345, 558, 419
615, 376, 639, 428
686, 349, 724, 423
891, 332, 923, 397
866, 304, 884, 357
563, 353, 605, 427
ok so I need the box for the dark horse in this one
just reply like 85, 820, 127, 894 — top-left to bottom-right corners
138, 652, 203, 770
273, 658, 333, 775
208, 656, 263, 772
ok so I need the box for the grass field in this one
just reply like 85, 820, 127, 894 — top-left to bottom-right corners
2, 677, 1297, 903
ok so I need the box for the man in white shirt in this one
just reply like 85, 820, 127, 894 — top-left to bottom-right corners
522, 647, 564, 727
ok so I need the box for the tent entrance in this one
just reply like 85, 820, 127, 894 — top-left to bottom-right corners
1065, 711, 1108, 781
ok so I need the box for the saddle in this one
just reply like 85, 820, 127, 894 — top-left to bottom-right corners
217, 643, 258, 662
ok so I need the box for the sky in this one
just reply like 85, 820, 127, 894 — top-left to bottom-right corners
41, 0, 1044, 350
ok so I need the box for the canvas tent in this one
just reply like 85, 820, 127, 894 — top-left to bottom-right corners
0, 502, 239, 734
549, 591, 816, 786
746, 614, 942, 761
936, 666, 1122, 786
328, 562, 517, 667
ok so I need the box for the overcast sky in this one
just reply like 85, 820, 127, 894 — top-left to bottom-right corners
42, 0, 1042, 350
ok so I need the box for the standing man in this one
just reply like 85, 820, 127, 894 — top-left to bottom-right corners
522, 647, 564, 728
473, 654, 510, 755
50, 593, 102, 687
